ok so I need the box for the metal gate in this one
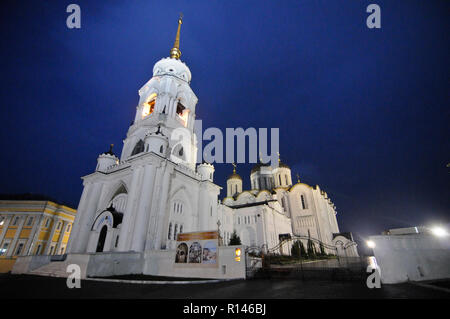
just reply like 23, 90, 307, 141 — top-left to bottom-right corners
245, 236, 368, 281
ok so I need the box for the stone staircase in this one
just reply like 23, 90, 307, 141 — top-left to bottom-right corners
28, 260, 71, 277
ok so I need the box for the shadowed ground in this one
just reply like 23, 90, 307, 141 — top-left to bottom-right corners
0, 274, 449, 299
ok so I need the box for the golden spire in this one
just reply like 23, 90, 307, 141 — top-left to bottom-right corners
170, 13, 183, 59
277, 151, 281, 163
232, 162, 236, 174
296, 173, 300, 183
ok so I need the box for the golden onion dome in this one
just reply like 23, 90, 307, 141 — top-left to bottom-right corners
228, 172, 242, 180
228, 163, 242, 180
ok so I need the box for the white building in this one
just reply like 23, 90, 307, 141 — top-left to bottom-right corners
13, 17, 358, 279
65, 16, 357, 259
220, 159, 358, 257
67, 17, 220, 256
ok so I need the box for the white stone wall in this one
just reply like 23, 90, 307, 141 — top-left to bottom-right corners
143, 246, 246, 280
370, 233, 450, 284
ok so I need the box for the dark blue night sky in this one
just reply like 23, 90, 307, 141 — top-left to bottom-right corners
1, 1, 449, 242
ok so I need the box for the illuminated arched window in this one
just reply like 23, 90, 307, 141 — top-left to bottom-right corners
142, 93, 157, 118
176, 102, 189, 127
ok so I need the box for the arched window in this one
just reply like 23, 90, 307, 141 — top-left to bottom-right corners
285, 175, 289, 185
300, 194, 307, 209
174, 224, 178, 240
179, 147, 184, 157
180, 225, 183, 234
159, 145, 164, 154
176, 102, 185, 116
131, 140, 145, 156
278, 175, 282, 186
142, 93, 157, 118
168, 223, 172, 240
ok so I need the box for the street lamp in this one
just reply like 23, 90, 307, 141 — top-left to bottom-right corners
430, 226, 448, 237
366, 240, 376, 249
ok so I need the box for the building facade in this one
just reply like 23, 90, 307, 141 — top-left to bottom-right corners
12, 17, 358, 279
67, 16, 220, 256
0, 198, 76, 272
220, 158, 358, 256
65, 17, 357, 259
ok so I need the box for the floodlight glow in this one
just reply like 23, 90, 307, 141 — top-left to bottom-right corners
431, 227, 448, 237
366, 240, 376, 248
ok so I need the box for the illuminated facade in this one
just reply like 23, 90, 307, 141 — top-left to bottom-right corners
0, 199, 76, 272
221, 160, 359, 256
11, 17, 357, 279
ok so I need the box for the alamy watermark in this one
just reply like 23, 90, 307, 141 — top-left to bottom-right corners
168, 120, 280, 167
366, 4, 381, 29
66, 264, 81, 288
66, 4, 81, 29
366, 257, 381, 288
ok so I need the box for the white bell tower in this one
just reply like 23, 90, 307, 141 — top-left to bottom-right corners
120, 14, 199, 170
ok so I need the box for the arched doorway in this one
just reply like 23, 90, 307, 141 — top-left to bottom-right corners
96, 225, 108, 252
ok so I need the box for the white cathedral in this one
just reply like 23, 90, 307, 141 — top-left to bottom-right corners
66, 17, 358, 268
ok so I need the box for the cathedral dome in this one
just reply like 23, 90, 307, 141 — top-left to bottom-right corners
278, 161, 290, 169
228, 172, 242, 180
227, 163, 242, 180
251, 162, 270, 174
153, 57, 192, 83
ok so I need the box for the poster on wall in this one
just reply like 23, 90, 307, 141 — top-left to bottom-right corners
174, 231, 218, 267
